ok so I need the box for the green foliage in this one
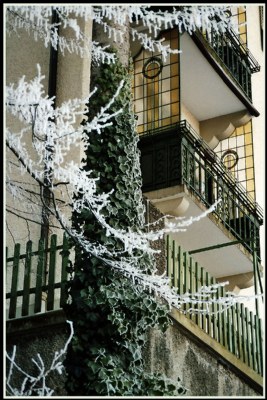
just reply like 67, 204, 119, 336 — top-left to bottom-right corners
64, 54, 186, 396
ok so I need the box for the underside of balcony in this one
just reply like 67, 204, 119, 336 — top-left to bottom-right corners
145, 184, 261, 290
180, 32, 260, 149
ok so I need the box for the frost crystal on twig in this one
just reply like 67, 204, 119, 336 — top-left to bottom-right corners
5, 320, 74, 396
6, 5, 234, 62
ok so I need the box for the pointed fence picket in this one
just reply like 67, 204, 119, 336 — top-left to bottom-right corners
165, 235, 263, 376
6, 234, 72, 320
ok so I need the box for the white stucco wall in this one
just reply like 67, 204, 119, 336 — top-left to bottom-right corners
5, 11, 93, 317
5, 16, 93, 250
5, 25, 51, 251
181, 102, 200, 134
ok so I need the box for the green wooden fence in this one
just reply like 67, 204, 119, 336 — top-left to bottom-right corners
5, 233, 263, 376
6, 234, 71, 320
166, 235, 263, 376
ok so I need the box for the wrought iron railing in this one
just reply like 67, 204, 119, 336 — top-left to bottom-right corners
138, 120, 263, 258
225, 28, 261, 73
195, 26, 260, 100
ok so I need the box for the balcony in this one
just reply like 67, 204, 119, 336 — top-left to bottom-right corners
191, 26, 260, 102
179, 33, 259, 149
138, 120, 263, 262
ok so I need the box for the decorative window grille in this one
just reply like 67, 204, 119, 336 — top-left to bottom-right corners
133, 28, 180, 135
214, 121, 255, 200
237, 6, 247, 45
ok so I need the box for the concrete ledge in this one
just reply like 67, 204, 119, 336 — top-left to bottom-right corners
6, 309, 67, 342
170, 308, 263, 394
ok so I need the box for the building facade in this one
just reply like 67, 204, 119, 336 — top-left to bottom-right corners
133, 5, 264, 296
5, 5, 264, 396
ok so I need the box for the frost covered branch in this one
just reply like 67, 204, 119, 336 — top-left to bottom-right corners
5, 320, 74, 396
6, 5, 234, 62
7, 67, 211, 254
5, 67, 123, 222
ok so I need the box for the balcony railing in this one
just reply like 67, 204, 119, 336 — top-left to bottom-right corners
138, 120, 263, 258
194, 27, 261, 100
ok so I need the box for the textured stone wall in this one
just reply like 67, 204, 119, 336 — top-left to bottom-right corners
6, 311, 69, 397
143, 317, 262, 397
6, 310, 262, 397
